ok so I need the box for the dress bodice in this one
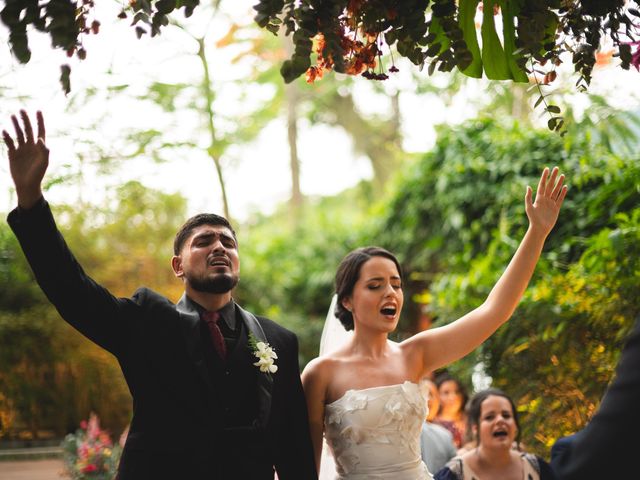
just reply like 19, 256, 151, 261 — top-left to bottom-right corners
323, 381, 433, 480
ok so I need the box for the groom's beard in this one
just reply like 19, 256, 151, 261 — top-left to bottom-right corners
188, 273, 239, 294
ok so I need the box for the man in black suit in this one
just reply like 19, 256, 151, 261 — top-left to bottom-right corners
551, 316, 640, 479
3, 110, 317, 479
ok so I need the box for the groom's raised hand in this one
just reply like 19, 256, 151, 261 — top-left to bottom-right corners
3, 110, 49, 209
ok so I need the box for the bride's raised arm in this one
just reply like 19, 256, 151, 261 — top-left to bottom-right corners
406, 166, 568, 375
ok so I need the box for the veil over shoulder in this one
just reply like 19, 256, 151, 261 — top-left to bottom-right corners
319, 294, 353, 356
319, 294, 353, 479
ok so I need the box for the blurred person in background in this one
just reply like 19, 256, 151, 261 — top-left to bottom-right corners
434, 388, 555, 480
420, 379, 458, 474
434, 374, 469, 449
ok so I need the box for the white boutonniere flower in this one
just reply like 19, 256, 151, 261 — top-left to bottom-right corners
249, 333, 278, 375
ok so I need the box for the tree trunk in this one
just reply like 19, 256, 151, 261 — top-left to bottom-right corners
284, 38, 303, 224
197, 37, 231, 221
323, 90, 402, 192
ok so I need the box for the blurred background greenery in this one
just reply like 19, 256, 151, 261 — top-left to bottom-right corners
1, 0, 639, 460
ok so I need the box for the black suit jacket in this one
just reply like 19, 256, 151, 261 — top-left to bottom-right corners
8, 199, 317, 480
551, 316, 640, 479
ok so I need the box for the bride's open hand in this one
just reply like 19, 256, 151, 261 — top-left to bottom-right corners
525, 166, 567, 238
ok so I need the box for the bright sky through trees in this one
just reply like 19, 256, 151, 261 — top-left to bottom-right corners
0, 1, 370, 220
1, 0, 638, 221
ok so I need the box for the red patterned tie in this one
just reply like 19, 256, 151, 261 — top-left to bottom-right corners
202, 311, 227, 360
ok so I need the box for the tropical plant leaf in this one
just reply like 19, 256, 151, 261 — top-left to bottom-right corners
481, 0, 512, 80
458, 0, 483, 78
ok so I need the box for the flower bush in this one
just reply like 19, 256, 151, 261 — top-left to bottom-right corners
61, 413, 122, 480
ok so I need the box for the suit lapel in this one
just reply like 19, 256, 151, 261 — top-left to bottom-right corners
175, 295, 273, 430
236, 304, 274, 429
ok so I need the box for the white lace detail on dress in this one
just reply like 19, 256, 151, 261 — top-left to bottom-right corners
322, 381, 433, 480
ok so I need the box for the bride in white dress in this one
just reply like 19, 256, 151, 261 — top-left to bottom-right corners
302, 167, 568, 480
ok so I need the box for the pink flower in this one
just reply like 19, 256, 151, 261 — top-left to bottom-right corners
631, 42, 640, 71
87, 413, 100, 440
81, 464, 98, 473
626, 22, 640, 71
78, 443, 90, 459
98, 432, 112, 446
79, 420, 88, 430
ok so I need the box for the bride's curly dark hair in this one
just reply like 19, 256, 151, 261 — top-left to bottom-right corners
334, 246, 403, 331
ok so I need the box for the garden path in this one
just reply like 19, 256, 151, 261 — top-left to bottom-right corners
0, 459, 65, 479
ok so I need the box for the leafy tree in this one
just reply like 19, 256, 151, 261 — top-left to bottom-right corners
255, 1, 640, 133
253, 34, 406, 194
0, 0, 199, 92
235, 187, 375, 365
301, 76, 404, 190
113, 8, 292, 222
0, 182, 188, 438
257, 0, 640, 88
374, 116, 640, 455
491, 209, 640, 451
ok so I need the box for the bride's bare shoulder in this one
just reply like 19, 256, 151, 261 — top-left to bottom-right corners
303, 349, 355, 387
304, 351, 345, 375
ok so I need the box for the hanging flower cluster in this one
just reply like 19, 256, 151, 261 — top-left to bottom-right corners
305, 30, 385, 83
254, 0, 640, 90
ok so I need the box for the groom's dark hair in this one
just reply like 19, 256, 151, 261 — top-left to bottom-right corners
334, 246, 402, 331
173, 213, 237, 255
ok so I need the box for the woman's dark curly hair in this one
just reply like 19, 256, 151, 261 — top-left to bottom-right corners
334, 246, 403, 331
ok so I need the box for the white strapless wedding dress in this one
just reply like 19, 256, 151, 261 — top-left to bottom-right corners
321, 381, 433, 480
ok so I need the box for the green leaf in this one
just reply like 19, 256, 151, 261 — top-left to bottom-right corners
457, 0, 483, 78
425, 42, 443, 57
254, 12, 269, 27
155, 0, 175, 14
280, 59, 295, 83
499, 0, 529, 82
480, 0, 512, 80
426, 15, 450, 58
60, 64, 71, 95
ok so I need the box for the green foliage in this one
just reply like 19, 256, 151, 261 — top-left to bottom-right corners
0, 0, 197, 92
256, 0, 640, 91
376, 118, 561, 274
0, 222, 43, 310
485, 208, 640, 451
374, 116, 640, 455
0, 183, 188, 439
563, 94, 640, 159
235, 185, 375, 366
0, 306, 62, 437
457, 0, 482, 77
